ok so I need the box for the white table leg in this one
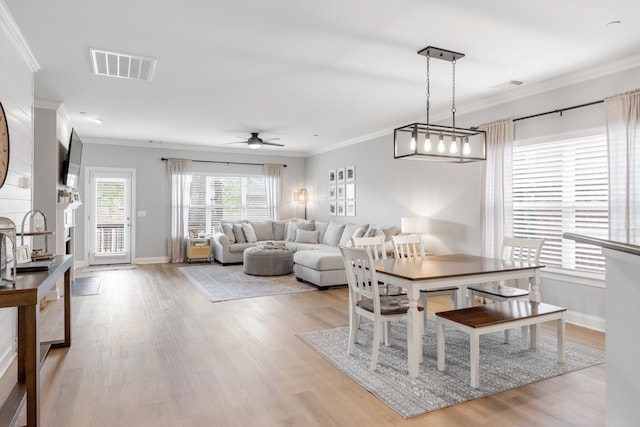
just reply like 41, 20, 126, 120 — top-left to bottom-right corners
457, 285, 467, 308
407, 291, 422, 378
529, 269, 541, 302
470, 332, 480, 388
558, 313, 566, 363
437, 318, 445, 371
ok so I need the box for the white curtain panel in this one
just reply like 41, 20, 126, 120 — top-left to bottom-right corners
167, 158, 192, 263
605, 89, 640, 240
480, 119, 514, 259
264, 163, 283, 220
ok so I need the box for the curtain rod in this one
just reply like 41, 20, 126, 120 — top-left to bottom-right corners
513, 99, 604, 122
161, 158, 287, 167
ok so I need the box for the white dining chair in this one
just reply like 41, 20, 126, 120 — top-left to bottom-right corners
467, 236, 545, 342
340, 245, 424, 370
392, 234, 458, 332
352, 235, 404, 296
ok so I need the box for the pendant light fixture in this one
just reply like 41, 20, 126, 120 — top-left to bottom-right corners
394, 46, 486, 163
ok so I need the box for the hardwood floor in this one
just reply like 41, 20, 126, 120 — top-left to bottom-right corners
11, 263, 605, 426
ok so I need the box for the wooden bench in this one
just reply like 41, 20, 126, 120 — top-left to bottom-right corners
436, 300, 566, 388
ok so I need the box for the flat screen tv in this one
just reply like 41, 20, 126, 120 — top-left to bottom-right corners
62, 129, 83, 189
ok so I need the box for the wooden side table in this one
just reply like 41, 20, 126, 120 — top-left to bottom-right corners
186, 238, 212, 263
0, 255, 72, 427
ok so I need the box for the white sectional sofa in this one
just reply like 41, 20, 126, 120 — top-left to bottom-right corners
211, 219, 400, 289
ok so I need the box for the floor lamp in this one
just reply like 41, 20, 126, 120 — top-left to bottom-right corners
294, 188, 308, 219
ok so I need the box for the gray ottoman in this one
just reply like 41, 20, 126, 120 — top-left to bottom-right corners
243, 246, 294, 276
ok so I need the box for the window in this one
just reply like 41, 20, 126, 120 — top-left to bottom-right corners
512, 135, 608, 273
187, 174, 268, 235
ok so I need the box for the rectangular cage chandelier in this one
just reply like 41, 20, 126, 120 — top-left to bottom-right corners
394, 46, 486, 163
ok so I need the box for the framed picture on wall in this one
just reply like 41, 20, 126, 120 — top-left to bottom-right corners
345, 182, 355, 199
337, 184, 345, 199
346, 165, 355, 182
328, 184, 336, 199
337, 200, 346, 216
328, 201, 337, 216
328, 169, 336, 184
337, 167, 345, 183
346, 200, 356, 217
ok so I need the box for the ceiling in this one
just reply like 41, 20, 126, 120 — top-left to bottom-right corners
5, 0, 640, 156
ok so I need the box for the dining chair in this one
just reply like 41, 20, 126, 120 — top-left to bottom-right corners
352, 235, 404, 296
467, 237, 545, 305
391, 234, 458, 332
467, 236, 545, 342
340, 246, 424, 371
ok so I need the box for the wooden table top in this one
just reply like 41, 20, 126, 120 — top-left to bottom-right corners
373, 253, 542, 281
0, 255, 72, 307
436, 300, 566, 328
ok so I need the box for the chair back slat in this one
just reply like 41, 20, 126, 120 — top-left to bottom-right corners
340, 246, 380, 303
392, 234, 425, 259
352, 235, 387, 260
502, 237, 544, 264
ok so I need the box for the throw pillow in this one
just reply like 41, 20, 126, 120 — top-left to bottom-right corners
343, 226, 366, 247
250, 220, 274, 241
295, 229, 319, 244
242, 223, 258, 243
339, 223, 362, 247
286, 221, 314, 241
221, 223, 236, 243
232, 223, 247, 243
322, 221, 345, 246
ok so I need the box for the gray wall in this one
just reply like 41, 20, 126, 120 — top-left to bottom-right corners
77, 143, 306, 263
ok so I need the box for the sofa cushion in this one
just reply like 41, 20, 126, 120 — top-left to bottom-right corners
232, 224, 247, 243
242, 223, 258, 243
365, 224, 400, 242
229, 242, 255, 253
294, 250, 344, 270
286, 221, 314, 241
314, 221, 329, 244
272, 221, 287, 240
250, 220, 274, 241
322, 221, 345, 246
295, 229, 319, 244
221, 223, 236, 243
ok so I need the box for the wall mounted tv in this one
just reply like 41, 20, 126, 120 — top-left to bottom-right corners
62, 129, 83, 189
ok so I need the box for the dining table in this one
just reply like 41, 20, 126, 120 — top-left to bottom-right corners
373, 253, 544, 378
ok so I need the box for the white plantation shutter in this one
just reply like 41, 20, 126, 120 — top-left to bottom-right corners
187, 174, 269, 234
512, 135, 608, 273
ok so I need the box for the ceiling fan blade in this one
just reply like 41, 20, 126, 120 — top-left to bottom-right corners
263, 137, 281, 142
223, 141, 248, 145
261, 141, 285, 147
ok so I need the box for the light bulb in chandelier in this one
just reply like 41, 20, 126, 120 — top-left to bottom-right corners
462, 137, 471, 155
410, 127, 417, 151
423, 132, 432, 152
449, 137, 459, 154
437, 134, 446, 153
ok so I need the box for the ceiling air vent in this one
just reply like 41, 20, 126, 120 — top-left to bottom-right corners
90, 48, 157, 81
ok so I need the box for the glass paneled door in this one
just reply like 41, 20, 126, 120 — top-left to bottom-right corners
87, 169, 134, 265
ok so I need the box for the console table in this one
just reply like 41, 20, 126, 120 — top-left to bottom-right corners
0, 255, 72, 427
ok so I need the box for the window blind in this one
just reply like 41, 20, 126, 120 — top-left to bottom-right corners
187, 174, 268, 234
512, 135, 608, 273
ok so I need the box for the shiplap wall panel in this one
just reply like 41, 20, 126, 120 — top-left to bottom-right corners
0, 6, 35, 375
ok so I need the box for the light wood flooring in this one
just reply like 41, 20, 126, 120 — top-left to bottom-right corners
4, 263, 605, 426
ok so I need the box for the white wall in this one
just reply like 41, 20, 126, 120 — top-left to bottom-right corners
304, 64, 640, 329
76, 142, 306, 264
0, 1, 37, 375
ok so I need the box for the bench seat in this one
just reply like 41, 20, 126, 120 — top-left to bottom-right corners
436, 300, 566, 388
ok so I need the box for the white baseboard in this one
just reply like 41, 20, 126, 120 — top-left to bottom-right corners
0, 348, 16, 378
566, 310, 606, 332
134, 256, 170, 264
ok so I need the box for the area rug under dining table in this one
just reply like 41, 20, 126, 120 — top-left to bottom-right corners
179, 264, 316, 302
298, 317, 605, 418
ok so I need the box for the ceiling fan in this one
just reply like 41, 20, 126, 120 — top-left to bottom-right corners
225, 132, 284, 149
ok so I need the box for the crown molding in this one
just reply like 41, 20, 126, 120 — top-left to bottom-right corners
34, 99, 62, 110
0, 1, 40, 72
